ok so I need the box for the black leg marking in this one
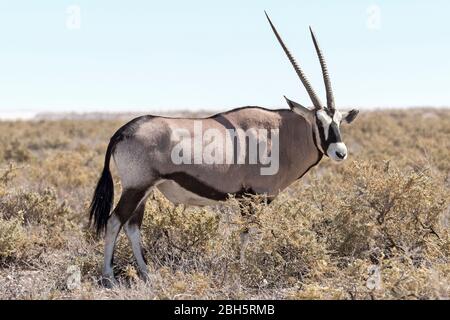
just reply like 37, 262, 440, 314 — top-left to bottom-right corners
114, 188, 148, 224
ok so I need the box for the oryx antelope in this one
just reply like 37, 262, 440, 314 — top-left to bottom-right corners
90, 12, 359, 286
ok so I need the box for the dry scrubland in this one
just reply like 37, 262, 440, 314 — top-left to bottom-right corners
0, 109, 449, 300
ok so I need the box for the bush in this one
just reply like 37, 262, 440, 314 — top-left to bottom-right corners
326, 161, 447, 263
0, 212, 27, 262
0, 179, 76, 265
140, 190, 221, 266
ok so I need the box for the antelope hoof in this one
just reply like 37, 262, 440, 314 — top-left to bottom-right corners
101, 275, 118, 288
138, 269, 150, 282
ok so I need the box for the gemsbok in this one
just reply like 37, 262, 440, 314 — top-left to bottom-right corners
90, 12, 359, 286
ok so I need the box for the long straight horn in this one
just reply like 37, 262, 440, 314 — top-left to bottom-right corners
265, 12, 323, 109
309, 26, 335, 111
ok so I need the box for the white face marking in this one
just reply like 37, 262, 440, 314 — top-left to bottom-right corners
327, 142, 348, 162
316, 110, 332, 140
333, 110, 343, 124
315, 110, 348, 162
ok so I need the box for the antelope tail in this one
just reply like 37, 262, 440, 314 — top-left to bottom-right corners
89, 138, 116, 236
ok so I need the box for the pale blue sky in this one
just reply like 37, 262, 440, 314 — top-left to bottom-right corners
1, 0, 449, 114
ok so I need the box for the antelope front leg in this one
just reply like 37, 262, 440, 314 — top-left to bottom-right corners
239, 226, 250, 264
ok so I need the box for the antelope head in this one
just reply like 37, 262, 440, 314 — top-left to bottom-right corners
265, 12, 359, 162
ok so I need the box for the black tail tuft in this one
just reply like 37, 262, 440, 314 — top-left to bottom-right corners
89, 141, 115, 236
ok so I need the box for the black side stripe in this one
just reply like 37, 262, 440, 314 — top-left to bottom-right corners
160, 172, 258, 201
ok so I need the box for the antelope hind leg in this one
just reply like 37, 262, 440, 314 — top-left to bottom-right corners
101, 187, 149, 287
123, 199, 150, 280
102, 212, 121, 288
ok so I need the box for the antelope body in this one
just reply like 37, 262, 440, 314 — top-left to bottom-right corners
90, 13, 359, 286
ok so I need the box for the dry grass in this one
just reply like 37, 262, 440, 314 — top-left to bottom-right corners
0, 109, 449, 299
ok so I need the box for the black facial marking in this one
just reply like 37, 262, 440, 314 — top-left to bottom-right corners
328, 121, 342, 143
315, 118, 328, 152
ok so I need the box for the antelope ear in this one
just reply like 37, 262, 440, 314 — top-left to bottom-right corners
284, 96, 315, 123
342, 109, 359, 124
